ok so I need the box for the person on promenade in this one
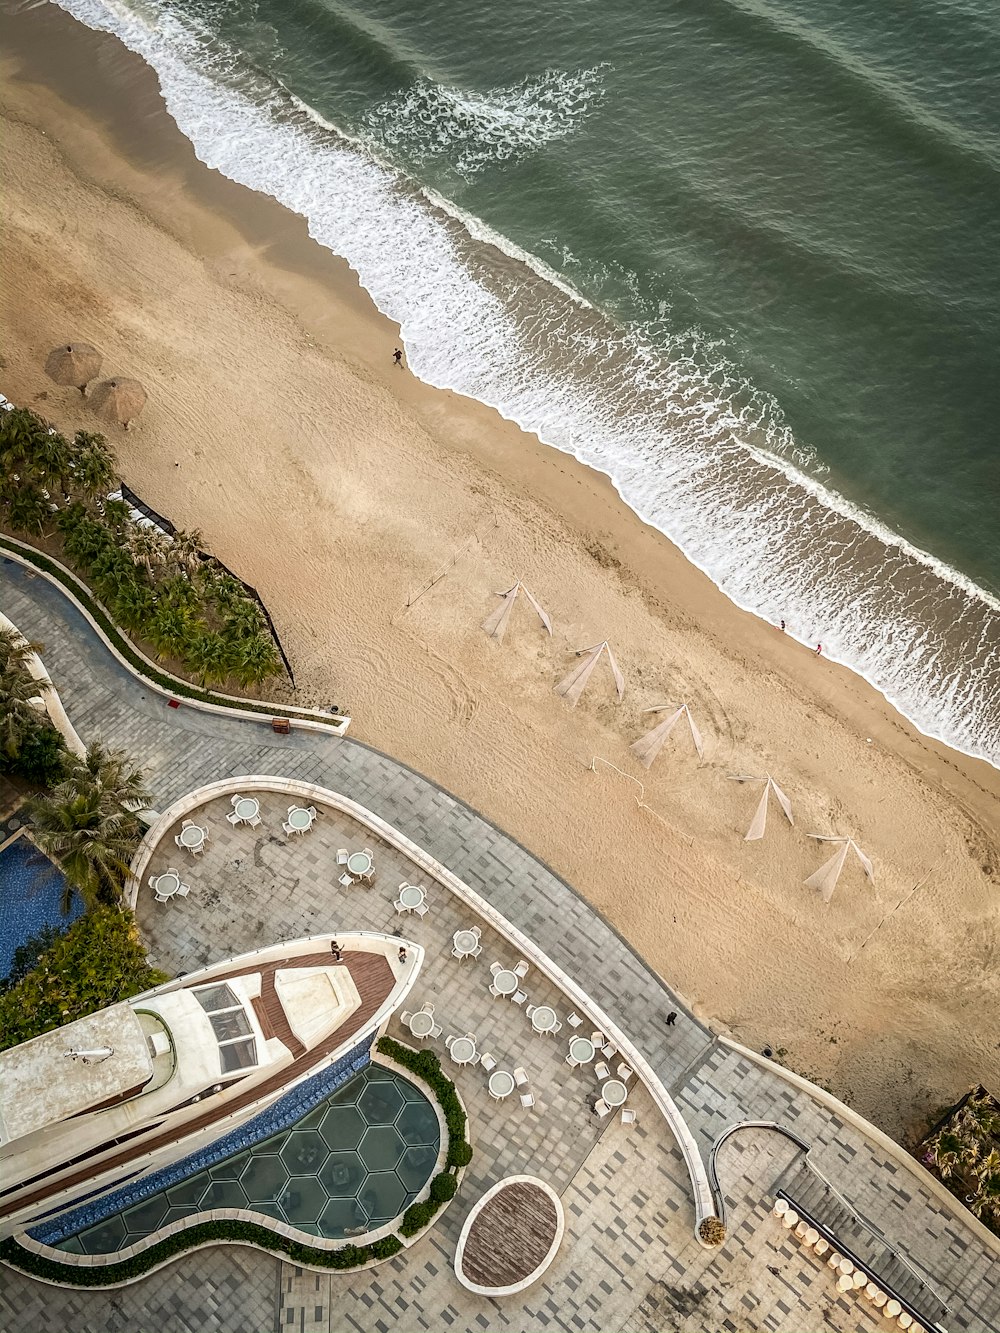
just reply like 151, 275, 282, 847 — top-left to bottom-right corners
665, 1011, 677, 1027
398, 946, 408, 963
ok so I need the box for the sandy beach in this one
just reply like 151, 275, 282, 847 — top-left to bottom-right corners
2, 2, 998, 1140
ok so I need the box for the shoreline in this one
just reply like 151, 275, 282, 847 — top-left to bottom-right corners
2, 0, 999, 1139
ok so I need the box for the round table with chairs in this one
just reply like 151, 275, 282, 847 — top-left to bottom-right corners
448, 1036, 477, 1065
234, 797, 259, 822
407, 1011, 435, 1039
601, 1079, 628, 1108
569, 1036, 595, 1064
492, 969, 518, 996
399, 883, 425, 910
287, 806, 313, 831
179, 824, 206, 850
347, 851, 373, 877
530, 1005, 558, 1033
453, 929, 479, 956
488, 1070, 515, 1100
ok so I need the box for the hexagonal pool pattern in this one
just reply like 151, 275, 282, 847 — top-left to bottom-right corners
57, 1066, 440, 1253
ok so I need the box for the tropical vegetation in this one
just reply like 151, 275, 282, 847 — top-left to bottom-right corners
28, 741, 149, 911
0, 405, 283, 689
922, 1087, 1000, 1235
0, 626, 68, 786
0, 906, 168, 1051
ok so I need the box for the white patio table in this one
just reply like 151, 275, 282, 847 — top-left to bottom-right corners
488, 1070, 515, 1100
234, 797, 259, 823
449, 1036, 477, 1065
492, 969, 518, 996
152, 871, 180, 898
287, 807, 313, 831
530, 1005, 558, 1033
453, 929, 479, 956
178, 825, 205, 850
407, 1011, 435, 1039
399, 884, 425, 910
602, 1079, 628, 1108
347, 851, 373, 878
569, 1036, 595, 1064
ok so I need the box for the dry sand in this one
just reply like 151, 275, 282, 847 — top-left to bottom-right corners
2, 3, 998, 1140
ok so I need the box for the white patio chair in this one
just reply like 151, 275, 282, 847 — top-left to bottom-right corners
307, 806, 317, 819
287, 805, 297, 815
519, 1091, 535, 1109
428, 1022, 442, 1038
414, 903, 428, 917
514, 960, 529, 978
480, 1052, 497, 1073
595, 1061, 610, 1081
513, 1067, 528, 1087
594, 1099, 611, 1118
568, 1013, 582, 1028
512, 990, 527, 1006
282, 822, 295, 835
360, 870, 375, 886
337, 849, 349, 864
470, 944, 483, 957
616, 1063, 633, 1082
340, 873, 354, 889
488, 983, 502, 998
226, 811, 241, 826
182, 818, 195, 827
565, 1054, 580, 1068
590, 1031, 605, 1048
394, 900, 409, 914
620, 1109, 637, 1125
174, 835, 184, 848
445, 1035, 456, 1049
602, 1043, 617, 1060
489, 961, 503, 975
551, 1020, 563, 1035
190, 842, 204, 856
451, 947, 463, 959
175, 883, 190, 898
470, 926, 482, 938
248, 814, 261, 828
154, 891, 169, 904
230, 795, 242, 807
147, 875, 158, 888
400, 1010, 413, 1025
422, 1003, 435, 1014
525, 1004, 537, 1018
363, 847, 374, 858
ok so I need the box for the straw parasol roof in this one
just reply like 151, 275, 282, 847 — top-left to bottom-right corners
44, 343, 102, 390
89, 377, 147, 426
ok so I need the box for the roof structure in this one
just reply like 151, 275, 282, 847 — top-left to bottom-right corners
804, 835, 875, 902
630, 703, 703, 767
481, 582, 552, 643
727, 774, 794, 841
554, 642, 624, 707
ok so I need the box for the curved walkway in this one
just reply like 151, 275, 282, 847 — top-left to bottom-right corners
3, 556, 998, 1333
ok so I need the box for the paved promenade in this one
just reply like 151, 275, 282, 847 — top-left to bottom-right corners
2, 556, 998, 1333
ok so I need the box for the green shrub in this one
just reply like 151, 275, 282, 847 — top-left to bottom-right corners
447, 1140, 473, 1169
399, 1201, 438, 1237
429, 1172, 457, 1204
8, 719, 69, 786
0, 1220, 400, 1287
0, 906, 168, 1050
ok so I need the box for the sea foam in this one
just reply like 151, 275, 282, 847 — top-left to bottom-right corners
50, 0, 1000, 769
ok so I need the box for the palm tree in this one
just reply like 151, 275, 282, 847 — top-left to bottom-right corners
0, 407, 54, 476
0, 626, 43, 676
167, 527, 205, 577
4, 482, 54, 537
929, 1129, 964, 1181
102, 497, 133, 533
111, 577, 156, 634
186, 630, 236, 687
229, 630, 282, 688
128, 525, 170, 577
69, 430, 117, 502
29, 743, 148, 908
148, 602, 195, 661
0, 672, 47, 760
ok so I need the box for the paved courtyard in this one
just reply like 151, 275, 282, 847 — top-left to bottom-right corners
2, 556, 999, 1332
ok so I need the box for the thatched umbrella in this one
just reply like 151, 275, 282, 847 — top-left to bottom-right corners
89, 377, 147, 427
45, 342, 102, 392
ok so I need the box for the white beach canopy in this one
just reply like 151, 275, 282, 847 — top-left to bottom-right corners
727, 774, 793, 841
630, 704, 703, 768
554, 641, 624, 707
481, 581, 552, 643
804, 835, 875, 902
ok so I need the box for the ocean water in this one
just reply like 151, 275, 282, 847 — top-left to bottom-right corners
43, 0, 1000, 765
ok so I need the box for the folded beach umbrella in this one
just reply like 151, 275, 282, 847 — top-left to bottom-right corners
45, 342, 102, 391
630, 703, 704, 768
804, 834, 874, 902
481, 581, 553, 643
89, 377, 148, 427
727, 773, 793, 840
555, 641, 624, 707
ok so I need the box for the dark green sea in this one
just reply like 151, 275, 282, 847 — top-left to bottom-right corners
47, 0, 1000, 764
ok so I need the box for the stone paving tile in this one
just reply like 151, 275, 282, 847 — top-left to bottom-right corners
3, 560, 999, 1333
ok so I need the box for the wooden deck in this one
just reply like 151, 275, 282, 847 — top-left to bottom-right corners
3, 949, 395, 1220
461, 1181, 560, 1289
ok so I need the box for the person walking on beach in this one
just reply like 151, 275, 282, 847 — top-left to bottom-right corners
393, 347, 403, 368
815, 643, 823, 656
779, 619, 785, 632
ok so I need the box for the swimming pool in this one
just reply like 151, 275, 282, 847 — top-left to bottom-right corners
56, 1064, 441, 1252
0, 836, 81, 980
